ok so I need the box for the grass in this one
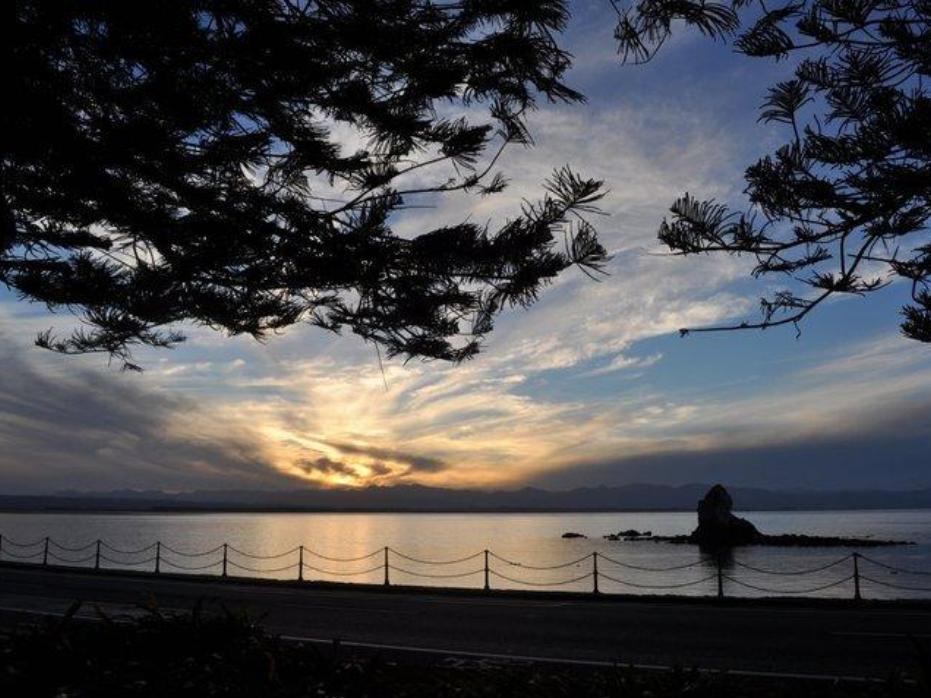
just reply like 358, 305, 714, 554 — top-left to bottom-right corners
0, 601, 927, 697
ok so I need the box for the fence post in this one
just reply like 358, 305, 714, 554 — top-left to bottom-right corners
383, 546, 390, 586
222, 543, 228, 578
298, 545, 304, 581
853, 552, 862, 601
155, 541, 161, 574
95, 540, 101, 570
43, 537, 49, 566
716, 554, 724, 599
483, 549, 490, 591
593, 552, 600, 594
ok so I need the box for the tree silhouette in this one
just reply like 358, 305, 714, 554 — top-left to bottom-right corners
614, 0, 931, 341
5, 1, 606, 369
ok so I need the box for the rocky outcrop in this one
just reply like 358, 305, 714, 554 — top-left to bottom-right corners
561, 532, 586, 539
688, 484, 762, 547
675, 484, 910, 548
594, 484, 913, 547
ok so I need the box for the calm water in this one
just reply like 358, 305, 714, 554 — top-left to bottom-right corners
1, 510, 930, 599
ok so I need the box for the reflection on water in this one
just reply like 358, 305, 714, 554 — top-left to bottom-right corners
1, 510, 929, 599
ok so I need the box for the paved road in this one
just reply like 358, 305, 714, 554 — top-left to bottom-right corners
0, 564, 929, 679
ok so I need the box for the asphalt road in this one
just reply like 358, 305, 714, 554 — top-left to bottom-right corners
0, 564, 929, 679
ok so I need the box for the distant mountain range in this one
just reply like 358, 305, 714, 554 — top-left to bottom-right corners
1, 483, 930, 512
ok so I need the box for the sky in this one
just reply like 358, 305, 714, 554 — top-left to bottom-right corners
3, 1, 930, 495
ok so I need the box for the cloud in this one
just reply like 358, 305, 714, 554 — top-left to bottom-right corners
321, 440, 448, 474
296, 456, 359, 480
581, 352, 664, 377
529, 332, 931, 490
296, 456, 350, 475
210, 355, 615, 489
282, 438, 449, 486
0, 333, 297, 493
530, 398, 931, 491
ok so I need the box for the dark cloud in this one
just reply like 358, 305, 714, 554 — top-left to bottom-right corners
297, 456, 357, 477
367, 462, 394, 477
0, 337, 298, 493
530, 400, 931, 491
322, 439, 448, 474
296, 454, 413, 483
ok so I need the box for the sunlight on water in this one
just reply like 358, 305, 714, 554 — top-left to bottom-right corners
1, 510, 929, 599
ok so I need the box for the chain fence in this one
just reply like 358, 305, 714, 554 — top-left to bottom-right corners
1, 533, 929, 599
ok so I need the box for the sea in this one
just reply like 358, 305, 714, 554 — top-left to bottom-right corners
1, 509, 930, 600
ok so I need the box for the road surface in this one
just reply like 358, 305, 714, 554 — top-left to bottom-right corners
0, 564, 928, 679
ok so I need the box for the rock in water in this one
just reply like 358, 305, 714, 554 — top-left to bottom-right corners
642, 484, 911, 547
689, 484, 761, 547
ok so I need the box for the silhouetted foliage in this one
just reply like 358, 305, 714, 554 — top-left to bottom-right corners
5, 1, 607, 369
614, 1, 931, 341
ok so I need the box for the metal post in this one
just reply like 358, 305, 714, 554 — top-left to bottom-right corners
383, 546, 390, 586
298, 545, 304, 581
222, 543, 228, 578
95, 540, 101, 570
593, 552, 600, 594
155, 541, 161, 574
483, 549, 490, 591
853, 552, 862, 601
716, 554, 724, 599
43, 537, 49, 566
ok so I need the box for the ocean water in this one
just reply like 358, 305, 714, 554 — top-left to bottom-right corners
1, 509, 930, 599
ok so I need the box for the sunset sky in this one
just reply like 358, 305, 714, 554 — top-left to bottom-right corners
3, 0, 930, 495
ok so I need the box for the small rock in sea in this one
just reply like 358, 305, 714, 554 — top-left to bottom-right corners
622, 529, 653, 537
561, 532, 586, 539
604, 529, 653, 541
